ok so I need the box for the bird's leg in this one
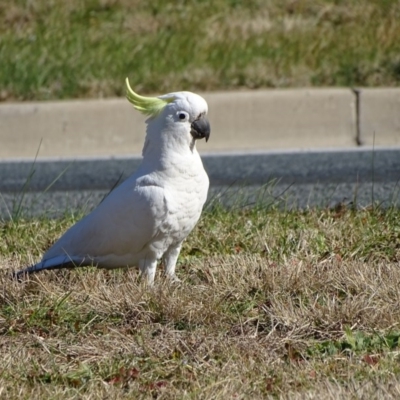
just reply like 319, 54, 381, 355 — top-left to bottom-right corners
139, 257, 157, 286
163, 243, 182, 282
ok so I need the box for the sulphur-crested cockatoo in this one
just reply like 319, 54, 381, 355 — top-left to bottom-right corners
15, 78, 210, 284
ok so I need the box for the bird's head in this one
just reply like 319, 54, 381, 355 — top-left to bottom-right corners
125, 78, 210, 145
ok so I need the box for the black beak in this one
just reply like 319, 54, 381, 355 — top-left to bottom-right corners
191, 116, 210, 142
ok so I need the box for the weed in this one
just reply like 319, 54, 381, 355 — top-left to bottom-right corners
1, 206, 400, 397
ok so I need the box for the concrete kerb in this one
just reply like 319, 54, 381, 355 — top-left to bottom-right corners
0, 88, 399, 159
358, 88, 400, 147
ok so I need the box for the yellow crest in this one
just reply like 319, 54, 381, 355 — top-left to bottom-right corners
125, 78, 175, 117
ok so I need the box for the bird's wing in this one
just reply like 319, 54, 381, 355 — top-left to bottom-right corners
42, 175, 169, 264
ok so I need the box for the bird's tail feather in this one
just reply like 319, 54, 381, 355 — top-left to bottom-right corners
13, 255, 94, 280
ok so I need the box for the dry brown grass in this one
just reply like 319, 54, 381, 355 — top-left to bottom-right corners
2, 257, 400, 398
1, 206, 400, 398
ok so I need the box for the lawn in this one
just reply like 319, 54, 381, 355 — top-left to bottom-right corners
1, 204, 400, 398
2, 1, 400, 397
1, 0, 400, 101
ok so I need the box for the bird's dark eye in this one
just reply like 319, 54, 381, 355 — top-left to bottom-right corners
178, 113, 186, 120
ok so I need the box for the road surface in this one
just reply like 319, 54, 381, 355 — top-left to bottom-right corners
1, 148, 399, 218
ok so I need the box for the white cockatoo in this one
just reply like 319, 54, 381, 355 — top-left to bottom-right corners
15, 78, 210, 284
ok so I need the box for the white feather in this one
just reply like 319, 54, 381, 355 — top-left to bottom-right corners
16, 90, 210, 284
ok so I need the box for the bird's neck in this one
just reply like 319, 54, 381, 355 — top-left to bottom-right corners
141, 120, 196, 161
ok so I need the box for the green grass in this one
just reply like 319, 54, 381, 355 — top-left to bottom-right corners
1, 205, 400, 398
1, 0, 400, 101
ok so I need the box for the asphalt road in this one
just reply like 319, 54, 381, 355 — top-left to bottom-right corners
1, 148, 399, 217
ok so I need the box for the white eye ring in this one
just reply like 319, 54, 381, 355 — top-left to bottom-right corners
177, 111, 189, 121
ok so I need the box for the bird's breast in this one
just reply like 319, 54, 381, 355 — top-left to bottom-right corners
160, 159, 208, 237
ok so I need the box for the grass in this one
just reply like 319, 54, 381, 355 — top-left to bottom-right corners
1, 203, 400, 398
1, 0, 400, 101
